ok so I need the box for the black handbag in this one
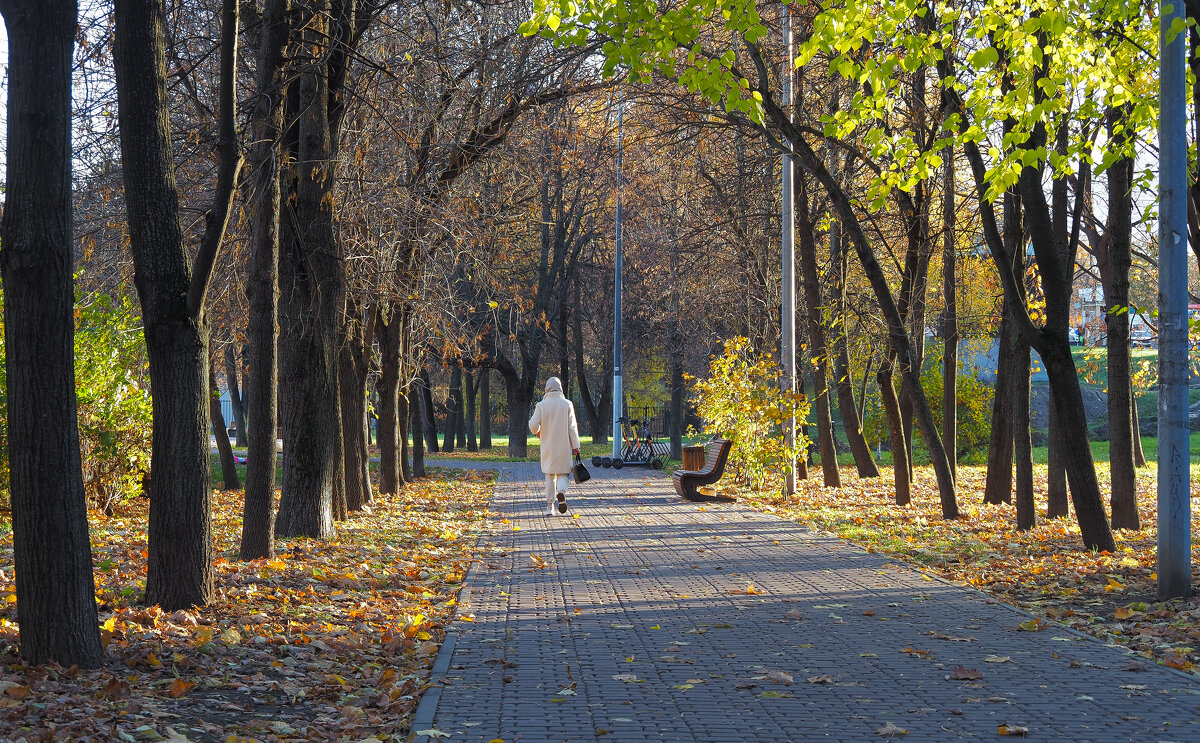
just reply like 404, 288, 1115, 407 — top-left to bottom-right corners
573, 454, 591, 483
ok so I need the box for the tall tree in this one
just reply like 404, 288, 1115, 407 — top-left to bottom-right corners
113, 0, 242, 607
940, 148, 958, 482
795, 172, 840, 487
1104, 106, 1139, 530
0, 0, 105, 667
375, 303, 404, 493
276, 0, 350, 539
210, 365, 241, 490
241, 0, 290, 560
829, 220, 880, 479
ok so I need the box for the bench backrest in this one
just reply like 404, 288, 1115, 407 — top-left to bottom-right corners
702, 438, 731, 473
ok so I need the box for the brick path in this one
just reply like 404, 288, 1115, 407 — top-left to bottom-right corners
415, 461, 1200, 742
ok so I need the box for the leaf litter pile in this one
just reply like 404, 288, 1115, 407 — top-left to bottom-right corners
736, 463, 1200, 673
0, 466, 495, 742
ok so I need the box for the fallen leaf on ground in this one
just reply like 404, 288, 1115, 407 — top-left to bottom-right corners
764, 670, 793, 685
945, 666, 984, 681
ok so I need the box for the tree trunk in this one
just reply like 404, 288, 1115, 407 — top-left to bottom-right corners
983, 318, 1015, 505
1132, 400, 1147, 467
339, 314, 371, 511
0, 0, 105, 667
830, 219, 880, 478
276, 7, 343, 539
114, 0, 230, 609
668, 337, 684, 461
409, 379, 426, 477
240, 0, 288, 561
941, 148, 958, 482
210, 366, 241, 491
444, 365, 461, 454
225, 345, 248, 446
466, 369, 479, 452
878, 361, 910, 506
796, 177, 841, 487
480, 367, 493, 449
1106, 107, 1139, 531
1045, 390, 1069, 517
420, 367, 440, 452
573, 275, 609, 445
375, 304, 402, 494
399, 391, 412, 482
1012, 339, 1035, 530
984, 184, 1024, 506
795, 365, 810, 478
504, 369, 536, 458
454, 365, 467, 449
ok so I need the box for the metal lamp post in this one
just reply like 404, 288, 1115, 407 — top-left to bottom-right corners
613, 99, 624, 460
781, 6, 796, 494
1157, 0, 1191, 599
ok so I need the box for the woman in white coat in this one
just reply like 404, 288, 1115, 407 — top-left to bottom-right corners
528, 377, 581, 515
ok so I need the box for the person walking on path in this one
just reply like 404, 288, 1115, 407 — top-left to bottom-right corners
528, 377, 581, 515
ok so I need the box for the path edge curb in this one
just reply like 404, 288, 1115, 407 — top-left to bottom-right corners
411, 465, 499, 741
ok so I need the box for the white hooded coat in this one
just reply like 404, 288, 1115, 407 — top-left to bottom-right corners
528, 378, 581, 475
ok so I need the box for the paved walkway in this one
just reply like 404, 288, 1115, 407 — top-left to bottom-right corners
415, 461, 1200, 742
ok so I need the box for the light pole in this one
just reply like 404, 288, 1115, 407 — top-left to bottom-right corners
1157, 0, 1190, 598
781, 6, 796, 494
613, 98, 624, 460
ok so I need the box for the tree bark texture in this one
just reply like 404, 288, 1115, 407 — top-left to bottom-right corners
480, 368, 493, 449
375, 304, 402, 494
241, 0, 289, 560
669, 338, 685, 461
1105, 108, 1139, 530
466, 369, 479, 451
0, 0, 105, 667
210, 366, 241, 491
276, 3, 343, 539
983, 185, 1024, 506
399, 392, 413, 482
829, 219, 880, 478
983, 315, 1015, 505
340, 314, 371, 511
420, 368, 440, 452
1045, 389, 1069, 517
113, 0, 218, 609
409, 379, 427, 478
1011, 338, 1035, 530
877, 361, 910, 506
795, 177, 841, 487
444, 365, 461, 453
504, 370, 536, 458
941, 148, 958, 482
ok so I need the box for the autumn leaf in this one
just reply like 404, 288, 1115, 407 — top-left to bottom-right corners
167, 678, 194, 698
763, 670, 793, 685
805, 674, 836, 684
945, 666, 984, 681
875, 722, 908, 736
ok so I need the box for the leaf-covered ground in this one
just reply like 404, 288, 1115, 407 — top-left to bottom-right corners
733, 462, 1200, 674
0, 467, 495, 742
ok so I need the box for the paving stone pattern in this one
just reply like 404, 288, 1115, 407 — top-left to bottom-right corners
420, 461, 1200, 742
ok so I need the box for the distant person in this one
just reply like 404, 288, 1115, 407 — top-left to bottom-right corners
528, 377, 581, 515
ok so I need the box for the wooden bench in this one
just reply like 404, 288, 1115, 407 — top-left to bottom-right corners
672, 438, 734, 502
